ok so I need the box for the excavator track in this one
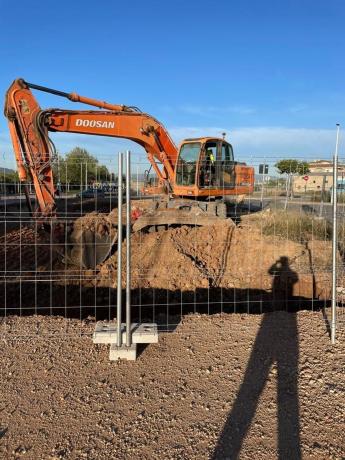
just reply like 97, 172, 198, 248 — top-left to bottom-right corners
132, 200, 230, 232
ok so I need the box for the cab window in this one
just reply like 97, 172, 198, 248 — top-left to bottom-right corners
221, 143, 234, 162
199, 141, 218, 187
175, 142, 200, 186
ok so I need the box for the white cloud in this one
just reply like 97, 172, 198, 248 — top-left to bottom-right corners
169, 126, 340, 162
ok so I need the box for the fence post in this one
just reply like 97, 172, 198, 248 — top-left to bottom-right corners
319, 175, 326, 218
284, 174, 290, 210
85, 161, 88, 190
126, 150, 132, 347
117, 152, 123, 347
331, 124, 340, 344
92, 150, 158, 360
260, 159, 266, 209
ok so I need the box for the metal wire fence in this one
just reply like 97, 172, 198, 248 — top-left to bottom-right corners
0, 149, 343, 343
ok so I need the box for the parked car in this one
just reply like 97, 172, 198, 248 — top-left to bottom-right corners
76, 188, 105, 199
329, 183, 345, 196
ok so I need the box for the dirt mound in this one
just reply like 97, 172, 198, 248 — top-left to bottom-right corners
98, 226, 206, 290
0, 226, 52, 273
95, 220, 332, 300
0, 208, 334, 307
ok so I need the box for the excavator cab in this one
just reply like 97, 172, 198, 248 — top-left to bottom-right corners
174, 138, 236, 193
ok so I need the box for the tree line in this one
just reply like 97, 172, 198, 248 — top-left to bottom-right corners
53, 147, 114, 185
275, 159, 310, 175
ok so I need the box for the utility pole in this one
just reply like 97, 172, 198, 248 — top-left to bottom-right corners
331, 123, 340, 344
259, 163, 268, 209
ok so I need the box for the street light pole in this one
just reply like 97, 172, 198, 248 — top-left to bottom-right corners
331, 123, 340, 344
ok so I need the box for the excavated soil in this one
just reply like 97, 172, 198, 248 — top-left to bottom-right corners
97, 223, 333, 294
92, 208, 334, 311
0, 311, 345, 459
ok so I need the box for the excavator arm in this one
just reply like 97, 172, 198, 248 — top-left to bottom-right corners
5, 80, 56, 217
4, 78, 178, 219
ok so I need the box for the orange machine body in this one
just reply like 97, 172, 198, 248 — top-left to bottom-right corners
4, 79, 254, 218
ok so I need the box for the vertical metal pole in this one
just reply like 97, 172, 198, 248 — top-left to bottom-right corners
260, 171, 265, 209
331, 123, 340, 344
284, 174, 290, 210
117, 153, 123, 347
319, 175, 326, 218
85, 162, 88, 190
126, 150, 132, 347
80, 163, 83, 192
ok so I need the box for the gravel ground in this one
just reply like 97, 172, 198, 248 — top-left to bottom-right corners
1, 309, 344, 460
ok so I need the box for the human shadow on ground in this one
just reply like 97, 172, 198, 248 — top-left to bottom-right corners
212, 256, 302, 459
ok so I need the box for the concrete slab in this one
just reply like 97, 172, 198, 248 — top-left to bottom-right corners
109, 344, 137, 361
93, 322, 158, 345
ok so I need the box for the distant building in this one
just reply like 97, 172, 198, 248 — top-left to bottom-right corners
293, 159, 345, 192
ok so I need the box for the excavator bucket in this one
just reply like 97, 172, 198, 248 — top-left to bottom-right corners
64, 213, 118, 269
66, 228, 117, 269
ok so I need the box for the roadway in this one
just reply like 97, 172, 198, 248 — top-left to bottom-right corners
1, 193, 345, 224
238, 195, 345, 223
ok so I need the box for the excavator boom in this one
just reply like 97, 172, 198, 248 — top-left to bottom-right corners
4, 78, 178, 218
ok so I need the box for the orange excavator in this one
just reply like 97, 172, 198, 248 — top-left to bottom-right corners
4, 78, 254, 267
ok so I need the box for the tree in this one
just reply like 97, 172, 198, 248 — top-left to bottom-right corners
53, 147, 110, 186
98, 165, 110, 182
0, 171, 19, 183
275, 159, 310, 175
0, 171, 19, 195
275, 159, 310, 203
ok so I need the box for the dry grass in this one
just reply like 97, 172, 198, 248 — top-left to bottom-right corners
262, 211, 332, 243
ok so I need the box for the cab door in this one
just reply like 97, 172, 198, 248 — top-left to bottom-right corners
218, 141, 236, 188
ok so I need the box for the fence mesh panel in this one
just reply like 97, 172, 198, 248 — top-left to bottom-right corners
0, 150, 341, 340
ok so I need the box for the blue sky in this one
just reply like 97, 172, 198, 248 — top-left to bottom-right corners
0, 0, 344, 170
